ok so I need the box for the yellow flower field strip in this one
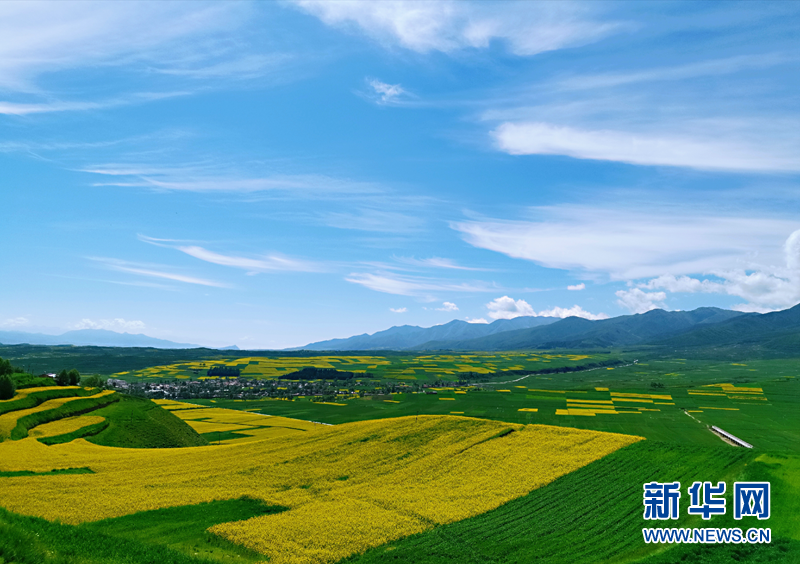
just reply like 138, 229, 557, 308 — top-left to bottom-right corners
688, 392, 727, 396
611, 398, 653, 404
455, 391, 467, 394
568, 399, 614, 404
518, 408, 538, 412
28, 416, 106, 439
699, 407, 740, 411
687, 410, 703, 413
0, 416, 640, 564
610, 392, 672, 400
654, 402, 675, 405
595, 387, 609, 391
0, 386, 79, 403
317, 402, 347, 406
727, 396, 768, 400
0, 390, 115, 439
171, 408, 317, 433
449, 412, 464, 414
383, 399, 400, 403
496, 390, 511, 393
152, 399, 204, 410
439, 398, 456, 401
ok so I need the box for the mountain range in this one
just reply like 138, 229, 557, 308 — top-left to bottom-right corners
0, 329, 202, 349
295, 304, 800, 354
290, 316, 558, 351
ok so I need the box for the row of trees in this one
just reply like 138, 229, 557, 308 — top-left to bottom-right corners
55, 369, 81, 386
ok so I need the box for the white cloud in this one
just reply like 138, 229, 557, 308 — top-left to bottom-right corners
367, 78, 408, 104
486, 296, 535, 319
567, 283, 585, 291
345, 272, 495, 297
293, 1, 619, 56
437, 302, 459, 312
466, 317, 488, 324
492, 121, 800, 173
89, 257, 228, 288
636, 230, 800, 312
485, 295, 607, 320
390, 307, 407, 313
615, 288, 667, 314
453, 206, 799, 280
73, 318, 146, 332
1, 317, 29, 328
537, 305, 608, 320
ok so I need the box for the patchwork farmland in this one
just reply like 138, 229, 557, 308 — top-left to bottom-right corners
0, 351, 798, 563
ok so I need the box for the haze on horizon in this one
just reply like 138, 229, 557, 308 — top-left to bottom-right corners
1, 1, 799, 349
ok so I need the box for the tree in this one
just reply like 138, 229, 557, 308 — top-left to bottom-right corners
0, 358, 13, 377
0, 374, 15, 400
68, 369, 80, 386
56, 369, 70, 386
82, 375, 103, 389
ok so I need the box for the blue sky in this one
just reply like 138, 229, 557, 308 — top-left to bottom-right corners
1, 1, 799, 348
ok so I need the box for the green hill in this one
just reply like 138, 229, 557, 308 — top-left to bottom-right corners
86, 395, 209, 449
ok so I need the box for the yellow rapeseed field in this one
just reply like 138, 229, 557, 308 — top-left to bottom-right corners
0, 415, 641, 564
28, 416, 106, 439
0, 390, 114, 440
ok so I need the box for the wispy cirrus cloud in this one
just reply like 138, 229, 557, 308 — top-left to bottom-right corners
345, 271, 496, 298
555, 53, 795, 92
0, 2, 275, 91
395, 256, 489, 271
84, 164, 382, 195
0, 92, 190, 116
139, 235, 323, 273
321, 208, 425, 233
89, 257, 229, 288
293, 1, 621, 56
